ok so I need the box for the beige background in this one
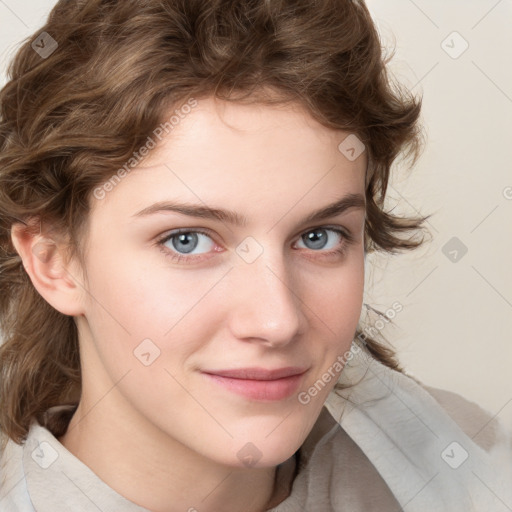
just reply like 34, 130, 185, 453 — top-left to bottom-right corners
0, 0, 511, 421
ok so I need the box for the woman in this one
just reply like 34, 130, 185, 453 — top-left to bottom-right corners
0, 1, 509, 510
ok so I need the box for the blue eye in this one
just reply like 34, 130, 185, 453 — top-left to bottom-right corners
297, 227, 344, 251
156, 226, 354, 264
159, 230, 215, 256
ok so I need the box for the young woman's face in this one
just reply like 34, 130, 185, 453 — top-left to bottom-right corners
76, 97, 367, 468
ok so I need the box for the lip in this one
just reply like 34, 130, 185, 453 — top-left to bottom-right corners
202, 366, 308, 401
205, 366, 308, 380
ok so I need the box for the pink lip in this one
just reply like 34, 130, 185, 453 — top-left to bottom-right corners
202, 367, 308, 401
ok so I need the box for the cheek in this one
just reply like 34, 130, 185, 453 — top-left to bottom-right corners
81, 249, 221, 371
84, 244, 181, 329
307, 253, 365, 336
297, 258, 364, 409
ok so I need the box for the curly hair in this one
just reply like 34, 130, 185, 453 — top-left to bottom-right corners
0, 0, 429, 448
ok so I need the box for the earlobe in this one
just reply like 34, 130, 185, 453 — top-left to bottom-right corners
10, 221, 85, 317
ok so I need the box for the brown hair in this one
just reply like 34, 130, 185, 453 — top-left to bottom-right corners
0, 0, 430, 448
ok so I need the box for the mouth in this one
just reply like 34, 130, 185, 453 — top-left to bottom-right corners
201, 367, 309, 401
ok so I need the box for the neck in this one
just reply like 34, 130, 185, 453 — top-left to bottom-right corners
58, 393, 295, 512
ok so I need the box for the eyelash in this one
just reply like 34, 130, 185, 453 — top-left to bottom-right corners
155, 226, 356, 264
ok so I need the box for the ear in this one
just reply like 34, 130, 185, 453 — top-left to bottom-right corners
10, 220, 86, 316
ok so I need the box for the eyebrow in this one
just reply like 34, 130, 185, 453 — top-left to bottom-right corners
131, 193, 366, 226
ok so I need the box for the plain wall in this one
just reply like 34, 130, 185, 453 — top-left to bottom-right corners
362, 0, 512, 425
0, 0, 511, 421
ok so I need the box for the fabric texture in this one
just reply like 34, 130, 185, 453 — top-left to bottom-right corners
1, 342, 510, 511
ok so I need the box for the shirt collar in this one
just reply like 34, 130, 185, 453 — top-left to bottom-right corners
22, 404, 329, 511
23, 410, 152, 512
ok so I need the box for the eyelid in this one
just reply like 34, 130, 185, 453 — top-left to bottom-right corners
156, 227, 219, 249
297, 223, 353, 238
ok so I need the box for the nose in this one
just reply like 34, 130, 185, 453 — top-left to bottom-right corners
227, 253, 307, 348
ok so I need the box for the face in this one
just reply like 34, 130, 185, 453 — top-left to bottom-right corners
75, 96, 367, 468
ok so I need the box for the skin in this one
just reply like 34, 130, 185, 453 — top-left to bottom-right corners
11, 96, 367, 512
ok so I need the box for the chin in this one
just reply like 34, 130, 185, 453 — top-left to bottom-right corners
221, 431, 302, 469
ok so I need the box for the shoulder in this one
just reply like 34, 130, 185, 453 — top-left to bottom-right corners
326, 359, 512, 510
420, 383, 509, 453
0, 435, 35, 511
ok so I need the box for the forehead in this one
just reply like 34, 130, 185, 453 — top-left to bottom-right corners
90, 97, 367, 222
148, 96, 364, 164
